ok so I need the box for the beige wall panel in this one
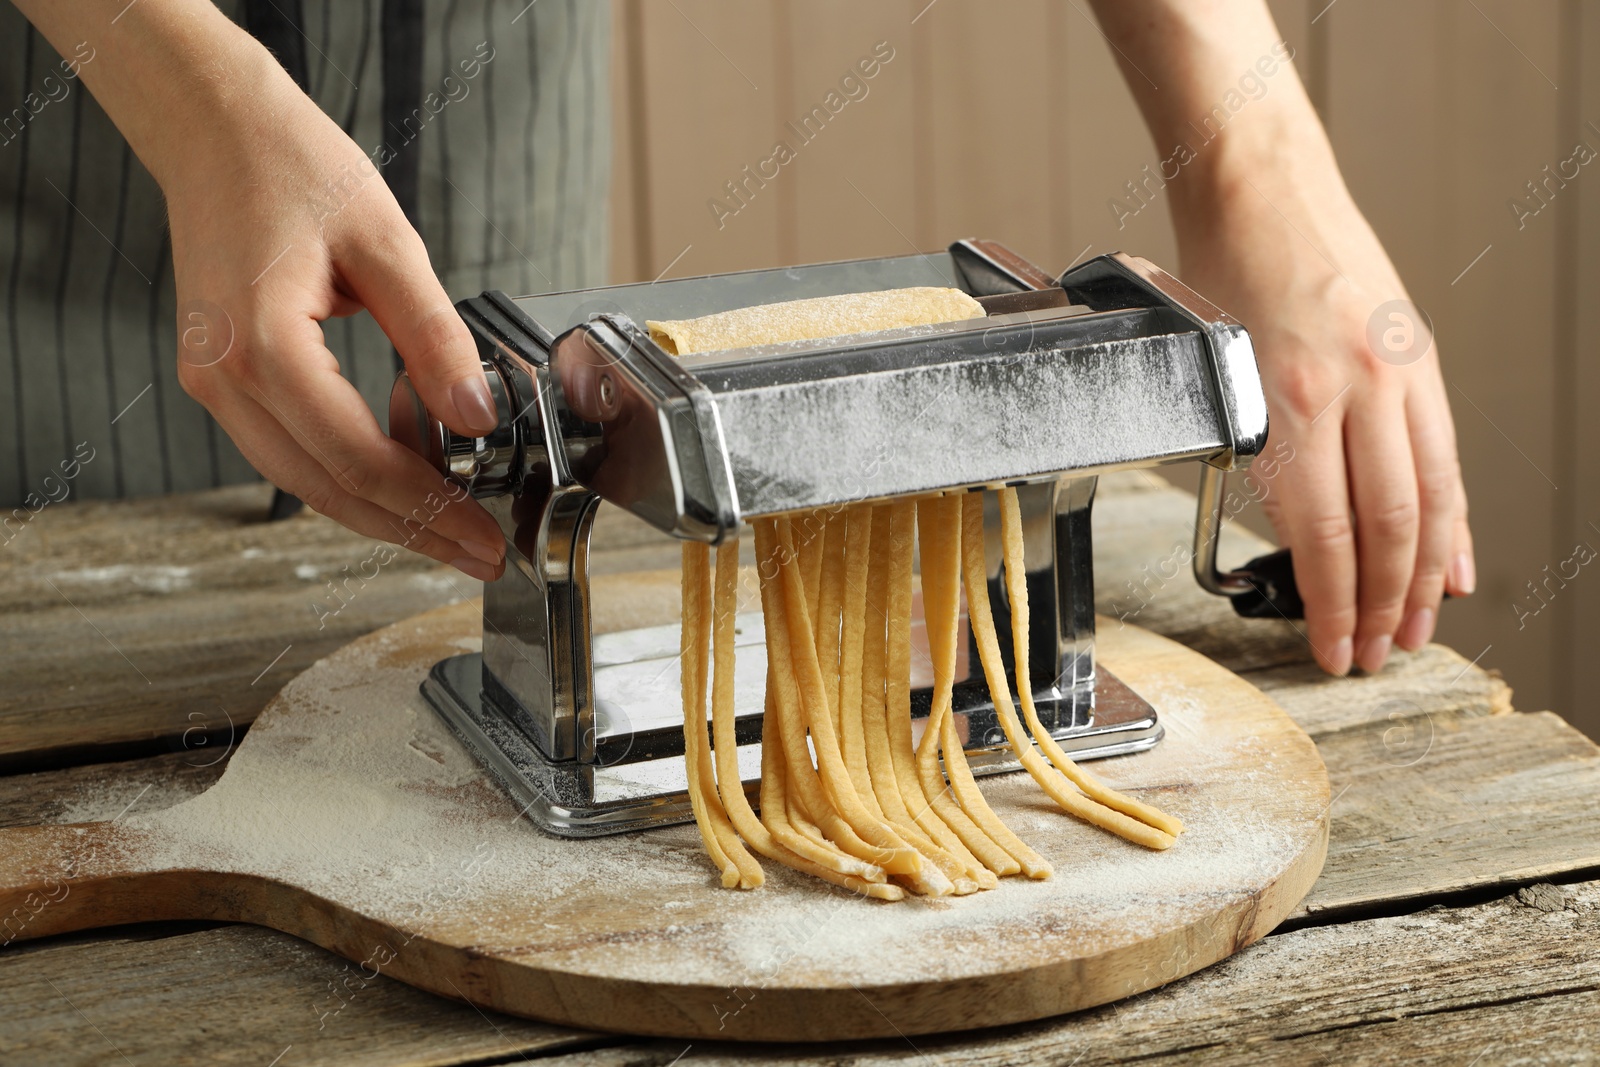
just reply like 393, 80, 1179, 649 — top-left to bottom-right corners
1431, 0, 1564, 720
1060, 7, 1178, 276
631, 1, 784, 279
609, 0, 644, 283
908, 1, 1063, 268
776, 2, 920, 266
1147, 3, 1310, 540
1269, 0, 1323, 115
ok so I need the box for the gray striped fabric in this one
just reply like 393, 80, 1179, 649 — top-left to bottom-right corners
0, 0, 610, 508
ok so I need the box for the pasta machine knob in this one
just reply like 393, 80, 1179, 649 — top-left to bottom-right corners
388, 359, 522, 498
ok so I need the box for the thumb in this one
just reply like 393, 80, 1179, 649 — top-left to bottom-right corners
341, 229, 498, 437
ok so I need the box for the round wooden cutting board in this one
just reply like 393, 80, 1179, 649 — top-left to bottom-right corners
0, 590, 1328, 1042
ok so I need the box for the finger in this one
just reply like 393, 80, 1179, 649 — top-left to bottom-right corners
1446, 466, 1476, 598
1249, 450, 1292, 548
210, 387, 504, 580
1396, 384, 1458, 650
232, 321, 506, 564
1274, 422, 1358, 675
335, 222, 498, 438
1344, 393, 1420, 673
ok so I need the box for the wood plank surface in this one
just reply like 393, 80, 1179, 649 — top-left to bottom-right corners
3, 588, 1595, 1059
8, 472, 1590, 946
1243, 644, 1511, 739
0, 485, 462, 770
0, 484, 674, 770
526, 879, 1600, 1067
1, 925, 594, 1067
9, 878, 1597, 1065
2, 465, 1511, 768
0, 472, 1266, 767
4, 2, 1596, 1061
3, 659, 1587, 1062
1298, 709, 1600, 919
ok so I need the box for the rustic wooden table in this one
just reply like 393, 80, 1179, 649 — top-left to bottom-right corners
3, 473, 1597, 1066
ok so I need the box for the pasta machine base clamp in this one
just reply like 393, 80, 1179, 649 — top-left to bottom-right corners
389, 240, 1272, 837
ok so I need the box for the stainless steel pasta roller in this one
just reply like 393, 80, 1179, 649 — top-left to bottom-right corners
388, 239, 1271, 837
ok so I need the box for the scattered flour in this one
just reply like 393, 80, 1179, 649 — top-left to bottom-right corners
50, 563, 195, 593
114, 603, 1327, 994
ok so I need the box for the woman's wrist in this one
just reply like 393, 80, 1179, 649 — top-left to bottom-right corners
1166, 105, 1359, 260
118, 19, 296, 193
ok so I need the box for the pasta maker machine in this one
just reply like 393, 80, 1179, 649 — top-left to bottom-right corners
388, 240, 1270, 836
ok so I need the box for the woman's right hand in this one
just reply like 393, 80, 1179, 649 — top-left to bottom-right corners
1175, 170, 1474, 675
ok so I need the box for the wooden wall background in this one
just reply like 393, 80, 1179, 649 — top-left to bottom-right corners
604, 0, 1597, 741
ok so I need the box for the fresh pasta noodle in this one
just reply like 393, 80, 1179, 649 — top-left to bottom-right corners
813, 512, 848, 733
917, 494, 1052, 880
994, 489, 1184, 844
961, 494, 1179, 852
709, 544, 901, 900
851, 506, 984, 895
877, 501, 1000, 890
834, 509, 878, 809
679, 543, 757, 888
774, 518, 928, 877
670, 288, 1183, 898
905, 496, 1022, 880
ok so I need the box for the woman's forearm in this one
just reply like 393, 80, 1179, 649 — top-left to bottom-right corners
12, 0, 289, 192
1087, 0, 1349, 238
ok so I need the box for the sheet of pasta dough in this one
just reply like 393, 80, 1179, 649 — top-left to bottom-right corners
647, 287, 984, 355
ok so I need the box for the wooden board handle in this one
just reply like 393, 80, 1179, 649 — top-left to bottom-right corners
0, 821, 416, 988
0, 822, 215, 945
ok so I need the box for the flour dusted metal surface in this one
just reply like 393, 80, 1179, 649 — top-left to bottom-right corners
696, 324, 1229, 518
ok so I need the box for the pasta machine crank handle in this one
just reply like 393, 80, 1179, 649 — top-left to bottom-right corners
1192, 463, 1303, 620
1192, 465, 1450, 621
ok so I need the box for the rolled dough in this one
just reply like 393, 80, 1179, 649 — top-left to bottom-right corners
647, 286, 984, 355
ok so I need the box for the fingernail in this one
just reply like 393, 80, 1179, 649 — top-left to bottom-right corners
450, 556, 500, 581
1328, 635, 1353, 676
460, 538, 503, 566
1357, 633, 1392, 675
450, 377, 499, 436
1396, 607, 1434, 651
1449, 552, 1476, 596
